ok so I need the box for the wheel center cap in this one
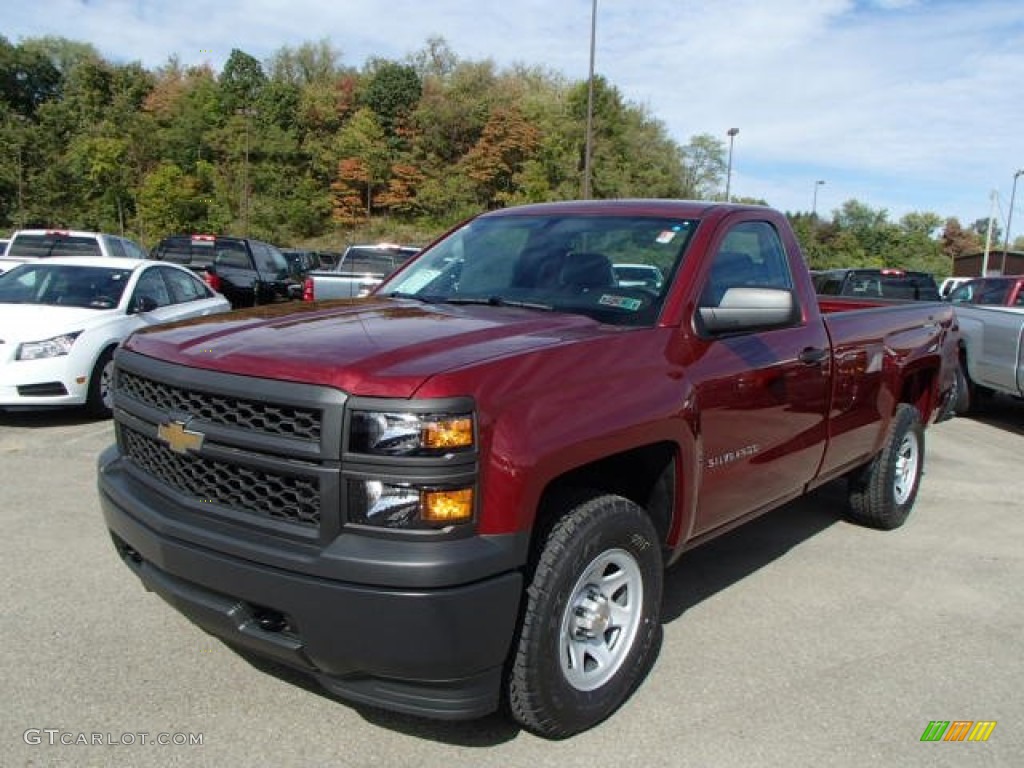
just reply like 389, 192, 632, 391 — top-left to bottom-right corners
573, 588, 611, 639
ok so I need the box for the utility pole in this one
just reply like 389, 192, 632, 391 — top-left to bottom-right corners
582, 0, 597, 199
724, 128, 739, 202
1001, 169, 1023, 274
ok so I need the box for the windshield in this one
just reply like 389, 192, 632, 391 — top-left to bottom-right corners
0, 263, 132, 309
380, 214, 696, 327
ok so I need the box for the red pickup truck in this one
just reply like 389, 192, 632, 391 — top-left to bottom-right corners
98, 200, 958, 738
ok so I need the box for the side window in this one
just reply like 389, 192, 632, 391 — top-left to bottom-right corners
161, 266, 210, 303
977, 282, 1009, 305
133, 267, 172, 308
121, 238, 147, 260
700, 221, 794, 307
106, 237, 127, 258
215, 243, 250, 269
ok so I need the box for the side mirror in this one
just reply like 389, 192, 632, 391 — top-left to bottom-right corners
698, 287, 797, 335
132, 295, 158, 314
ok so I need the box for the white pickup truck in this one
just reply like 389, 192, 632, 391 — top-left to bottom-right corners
0, 229, 148, 273
300, 243, 419, 301
952, 304, 1024, 413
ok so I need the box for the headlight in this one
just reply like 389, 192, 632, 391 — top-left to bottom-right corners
348, 481, 475, 529
17, 332, 82, 360
349, 410, 474, 456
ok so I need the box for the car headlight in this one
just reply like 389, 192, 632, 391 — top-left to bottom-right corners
348, 481, 474, 529
348, 410, 474, 456
17, 332, 82, 360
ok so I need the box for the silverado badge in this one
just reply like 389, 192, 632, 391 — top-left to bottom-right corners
157, 420, 205, 454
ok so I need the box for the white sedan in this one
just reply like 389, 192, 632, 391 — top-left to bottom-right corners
0, 256, 231, 417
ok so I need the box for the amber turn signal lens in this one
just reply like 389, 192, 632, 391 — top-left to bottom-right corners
421, 488, 474, 523
422, 417, 474, 450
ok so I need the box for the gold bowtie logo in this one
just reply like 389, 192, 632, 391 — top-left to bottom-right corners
157, 420, 205, 454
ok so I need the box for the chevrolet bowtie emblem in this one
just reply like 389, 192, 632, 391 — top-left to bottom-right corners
157, 420, 205, 454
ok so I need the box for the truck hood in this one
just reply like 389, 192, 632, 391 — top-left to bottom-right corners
123, 298, 607, 397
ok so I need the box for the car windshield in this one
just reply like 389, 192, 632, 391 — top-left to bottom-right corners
0, 263, 132, 309
380, 214, 696, 327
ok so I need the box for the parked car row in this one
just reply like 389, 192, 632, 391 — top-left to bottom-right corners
0, 257, 230, 417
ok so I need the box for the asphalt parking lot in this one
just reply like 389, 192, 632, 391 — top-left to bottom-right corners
2, 399, 1022, 767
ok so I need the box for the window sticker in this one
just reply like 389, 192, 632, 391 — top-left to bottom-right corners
598, 294, 643, 311
655, 230, 677, 244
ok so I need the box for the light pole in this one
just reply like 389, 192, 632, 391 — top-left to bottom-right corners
582, 0, 597, 199
724, 127, 739, 202
237, 107, 257, 236
1001, 169, 1024, 274
812, 179, 825, 218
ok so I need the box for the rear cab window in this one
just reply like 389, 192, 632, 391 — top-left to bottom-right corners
8, 232, 102, 258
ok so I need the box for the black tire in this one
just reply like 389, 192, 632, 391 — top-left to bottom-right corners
85, 347, 116, 418
508, 493, 662, 739
847, 404, 924, 530
951, 359, 971, 416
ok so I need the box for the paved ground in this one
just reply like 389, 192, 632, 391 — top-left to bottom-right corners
2, 399, 1021, 767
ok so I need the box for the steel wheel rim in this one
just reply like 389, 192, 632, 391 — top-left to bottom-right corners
893, 431, 919, 505
558, 548, 644, 691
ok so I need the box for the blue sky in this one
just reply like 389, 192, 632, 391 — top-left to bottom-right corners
6, 0, 1024, 231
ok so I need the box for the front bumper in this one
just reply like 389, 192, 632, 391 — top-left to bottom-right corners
0, 355, 89, 407
98, 448, 525, 720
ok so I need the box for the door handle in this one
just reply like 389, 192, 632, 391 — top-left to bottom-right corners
798, 347, 828, 365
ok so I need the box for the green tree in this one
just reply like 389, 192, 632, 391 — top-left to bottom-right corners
219, 48, 266, 114
362, 60, 421, 138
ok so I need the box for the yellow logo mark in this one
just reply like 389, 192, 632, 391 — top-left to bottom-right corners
157, 421, 205, 454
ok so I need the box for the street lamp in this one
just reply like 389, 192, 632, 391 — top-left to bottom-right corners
812, 179, 825, 218
1001, 169, 1024, 274
724, 127, 739, 202
582, 0, 597, 199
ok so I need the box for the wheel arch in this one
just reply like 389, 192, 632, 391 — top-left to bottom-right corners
528, 442, 681, 564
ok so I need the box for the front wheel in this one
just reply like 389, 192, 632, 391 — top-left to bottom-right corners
85, 348, 115, 418
508, 493, 662, 739
847, 403, 924, 529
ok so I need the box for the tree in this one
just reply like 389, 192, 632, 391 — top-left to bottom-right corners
332, 107, 391, 217
679, 134, 726, 199
137, 161, 207, 237
461, 105, 540, 207
219, 48, 266, 113
0, 36, 62, 115
362, 60, 421, 138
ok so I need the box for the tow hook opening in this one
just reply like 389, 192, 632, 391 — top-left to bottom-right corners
251, 606, 293, 635
113, 535, 143, 565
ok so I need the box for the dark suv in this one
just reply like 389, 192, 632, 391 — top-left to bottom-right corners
812, 268, 941, 301
151, 235, 295, 309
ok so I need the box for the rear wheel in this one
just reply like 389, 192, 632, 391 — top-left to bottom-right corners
85, 348, 115, 418
847, 403, 923, 529
508, 493, 662, 738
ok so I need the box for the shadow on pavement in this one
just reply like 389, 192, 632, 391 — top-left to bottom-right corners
0, 407, 107, 428
965, 394, 1024, 435
224, 643, 521, 746
661, 480, 846, 623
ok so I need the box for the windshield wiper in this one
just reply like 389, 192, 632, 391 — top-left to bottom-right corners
443, 296, 553, 311
387, 291, 444, 303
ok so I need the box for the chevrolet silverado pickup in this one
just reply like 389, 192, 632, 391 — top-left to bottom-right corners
950, 303, 1024, 413
97, 200, 959, 738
